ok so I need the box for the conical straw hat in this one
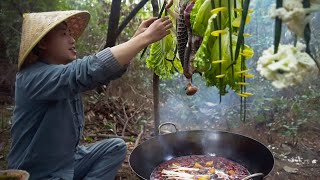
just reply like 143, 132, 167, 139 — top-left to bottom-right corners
18, 10, 90, 70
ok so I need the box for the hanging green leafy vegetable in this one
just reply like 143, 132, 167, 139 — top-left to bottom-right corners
146, 32, 182, 79
193, 14, 217, 73
145, 0, 183, 79
192, 0, 212, 36
145, 0, 255, 100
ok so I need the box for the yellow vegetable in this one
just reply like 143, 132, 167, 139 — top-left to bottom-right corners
228, 170, 236, 176
238, 93, 249, 98
244, 74, 254, 78
172, 163, 180, 167
212, 60, 226, 64
242, 92, 253, 96
234, 8, 254, 13
208, 168, 216, 174
211, 30, 228, 36
238, 82, 249, 86
194, 162, 203, 168
238, 92, 253, 97
240, 49, 254, 58
211, 7, 227, 14
205, 161, 214, 166
232, 16, 251, 27
197, 175, 210, 180
243, 33, 252, 37
235, 69, 250, 75
216, 74, 226, 78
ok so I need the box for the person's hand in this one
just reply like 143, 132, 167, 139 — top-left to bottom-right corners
111, 17, 172, 66
165, 0, 174, 9
133, 17, 158, 38
141, 16, 173, 44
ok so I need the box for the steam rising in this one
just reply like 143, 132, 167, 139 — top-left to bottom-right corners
158, 2, 320, 131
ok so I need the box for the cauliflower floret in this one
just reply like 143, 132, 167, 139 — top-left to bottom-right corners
269, 0, 320, 37
257, 43, 318, 89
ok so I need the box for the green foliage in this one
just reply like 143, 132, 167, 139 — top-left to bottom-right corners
147, 0, 320, 136
193, 14, 217, 72
0, 0, 62, 63
146, 32, 182, 79
192, 0, 253, 97
104, 121, 117, 134
0, 0, 151, 64
282, 118, 307, 138
192, 0, 235, 36
84, 137, 94, 143
190, 0, 205, 29
192, 0, 211, 36
144, 0, 183, 79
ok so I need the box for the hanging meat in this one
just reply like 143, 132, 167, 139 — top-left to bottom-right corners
177, 0, 202, 95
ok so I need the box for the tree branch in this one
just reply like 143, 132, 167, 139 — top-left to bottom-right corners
116, 0, 149, 37
151, 0, 160, 136
104, 0, 121, 48
134, 124, 145, 148
87, 133, 132, 141
151, 0, 159, 16
121, 102, 146, 136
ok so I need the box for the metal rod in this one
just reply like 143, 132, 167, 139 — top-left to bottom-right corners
218, 0, 223, 103
234, 0, 250, 62
302, 0, 320, 72
226, 0, 235, 78
274, 0, 283, 54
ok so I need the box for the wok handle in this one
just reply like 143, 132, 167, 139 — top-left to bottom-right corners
241, 173, 264, 180
158, 122, 178, 134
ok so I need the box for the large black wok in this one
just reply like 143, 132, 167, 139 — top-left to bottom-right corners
129, 124, 274, 180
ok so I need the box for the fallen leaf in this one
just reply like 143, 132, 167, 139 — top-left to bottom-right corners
283, 166, 298, 174
281, 143, 292, 155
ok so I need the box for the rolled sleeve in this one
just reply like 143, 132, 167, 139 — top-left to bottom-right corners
96, 48, 127, 77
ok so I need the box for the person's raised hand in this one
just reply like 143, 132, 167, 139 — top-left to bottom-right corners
141, 16, 173, 44
133, 17, 158, 38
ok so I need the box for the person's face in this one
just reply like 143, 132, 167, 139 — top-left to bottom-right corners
40, 22, 77, 64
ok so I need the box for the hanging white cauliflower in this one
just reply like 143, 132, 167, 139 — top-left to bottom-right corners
269, 0, 320, 37
257, 43, 318, 89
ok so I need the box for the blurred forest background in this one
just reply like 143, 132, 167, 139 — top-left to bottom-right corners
0, 0, 320, 179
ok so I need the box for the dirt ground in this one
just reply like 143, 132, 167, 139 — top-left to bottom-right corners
1, 104, 320, 180
233, 122, 320, 180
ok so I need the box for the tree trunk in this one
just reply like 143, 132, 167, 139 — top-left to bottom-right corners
98, 0, 150, 93
151, 0, 160, 136
97, 0, 122, 93
117, 0, 149, 37
104, 0, 121, 48
151, 0, 159, 17
0, 36, 7, 60
105, 0, 150, 47
153, 74, 160, 136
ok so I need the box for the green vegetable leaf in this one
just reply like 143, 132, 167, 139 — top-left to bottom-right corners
146, 32, 181, 79
192, 0, 212, 36
193, 14, 217, 72
190, 0, 205, 28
